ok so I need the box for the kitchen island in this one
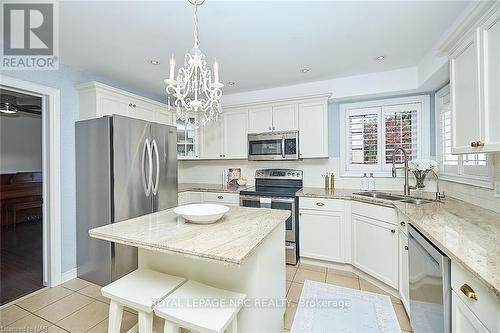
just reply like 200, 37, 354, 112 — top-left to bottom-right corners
89, 206, 290, 332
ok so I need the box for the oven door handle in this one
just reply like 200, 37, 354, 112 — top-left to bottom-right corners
240, 195, 295, 204
281, 135, 286, 158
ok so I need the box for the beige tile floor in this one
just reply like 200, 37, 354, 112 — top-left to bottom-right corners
284, 262, 413, 332
1, 262, 412, 333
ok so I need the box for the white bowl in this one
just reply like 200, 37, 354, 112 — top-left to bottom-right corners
173, 204, 230, 224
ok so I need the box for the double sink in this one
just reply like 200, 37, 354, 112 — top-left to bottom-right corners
353, 191, 433, 205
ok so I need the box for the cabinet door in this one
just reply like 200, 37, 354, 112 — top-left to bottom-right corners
452, 292, 489, 333
481, 9, 500, 152
299, 210, 344, 262
399, 232, 409, 310
248, 106, 272, 133
132, 101, 156, 123
450, 34, 482, 153
299, 102, 329, 158
223, 109, 248, 159
352, 214, 398, 288
155, 107, 173, 125
200, 120, 223, 159
99, 93, 130, 117
272, 104, 298, 131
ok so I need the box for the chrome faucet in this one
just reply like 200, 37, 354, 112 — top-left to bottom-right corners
430, 169, 446, 201
391, 147, 415, 196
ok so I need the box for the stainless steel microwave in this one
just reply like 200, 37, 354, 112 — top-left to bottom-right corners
248, 131, 299, 161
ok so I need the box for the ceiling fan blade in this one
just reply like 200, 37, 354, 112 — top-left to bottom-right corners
17, 104, 41, 110
18, 107, 41, 115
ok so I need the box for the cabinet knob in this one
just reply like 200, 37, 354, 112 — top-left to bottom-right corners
460, 284, 478, 301
471, 141, 478, 147
217, 195, 223, 199
475, 141, 484, 147
269, 126, 272, 130
133, 104, 137, 108
391, 229, 396, 234
299, 212, 302, 216
129, 103, 133, 107
400, 221, 406, 227
404, 245, 408, 250
316, 202, 325, 207
272, 126, 275, 130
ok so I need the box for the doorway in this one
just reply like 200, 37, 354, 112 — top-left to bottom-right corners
0, 89, 44, 305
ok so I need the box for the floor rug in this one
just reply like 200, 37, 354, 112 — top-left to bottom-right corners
291, 280, 401, 333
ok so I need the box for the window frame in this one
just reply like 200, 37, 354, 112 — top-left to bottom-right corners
339, 95, 430, 177
435, 85, 493, 188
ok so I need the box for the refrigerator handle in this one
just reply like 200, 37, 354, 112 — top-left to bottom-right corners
141, 138, 153, 196
151, 139, 160, 195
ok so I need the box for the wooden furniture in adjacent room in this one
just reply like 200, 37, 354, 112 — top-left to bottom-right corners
0, 172, 42, 227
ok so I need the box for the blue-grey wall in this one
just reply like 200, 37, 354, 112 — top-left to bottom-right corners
328, 92, 436, 159
2, 65, 164, 273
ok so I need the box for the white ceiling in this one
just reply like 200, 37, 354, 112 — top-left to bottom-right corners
60, 1, 469, 98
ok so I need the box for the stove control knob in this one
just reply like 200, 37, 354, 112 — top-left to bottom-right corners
287, 172, 291, 176
292, 172, 295, 176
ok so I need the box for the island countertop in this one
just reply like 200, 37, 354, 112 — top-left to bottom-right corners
89, 206, 290, 266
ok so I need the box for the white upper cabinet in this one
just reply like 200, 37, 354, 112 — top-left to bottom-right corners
272, 104, 298, 131
199, 107, 249, 159
299, 101, 329, 158
443, 3, 500, 153
200, 119, 223, 159
248, 106, 273, 133
480, 8, 500, 152
77, 81, 172, 125
248, 103, 299, 132
222, 108, 248, 159
450, 34, 481, 153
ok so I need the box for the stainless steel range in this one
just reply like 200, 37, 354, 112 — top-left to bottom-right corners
239, 169, 302, 265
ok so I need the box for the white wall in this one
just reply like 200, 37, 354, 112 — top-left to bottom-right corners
0, 114, 42, 173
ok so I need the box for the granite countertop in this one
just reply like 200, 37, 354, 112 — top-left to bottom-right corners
89, 206, 290, 266
297, 187, 500, 297
178, 183, 250, 193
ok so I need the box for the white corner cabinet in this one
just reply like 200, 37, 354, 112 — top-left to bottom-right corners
442, 3, 500, 153
77, 81, 172, 125
194, 95, 329, 160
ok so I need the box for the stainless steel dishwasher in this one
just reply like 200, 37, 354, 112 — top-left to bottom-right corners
408, 224, 451, 333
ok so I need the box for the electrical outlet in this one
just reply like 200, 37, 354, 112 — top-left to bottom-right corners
495, 181, 500, 198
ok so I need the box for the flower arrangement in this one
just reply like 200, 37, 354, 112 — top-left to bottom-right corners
408, 159, 439, 188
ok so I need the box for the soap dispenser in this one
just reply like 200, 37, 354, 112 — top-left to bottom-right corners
368, 173, 375, 191
361, 173, 368, 190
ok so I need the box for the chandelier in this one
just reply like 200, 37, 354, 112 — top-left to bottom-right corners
164, 0, 223, 128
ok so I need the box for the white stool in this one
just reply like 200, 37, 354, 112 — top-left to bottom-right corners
154, 280, 246, 333
101, 269, 185, 333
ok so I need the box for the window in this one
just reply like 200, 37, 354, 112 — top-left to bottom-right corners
436, 86, 492, 186
340, 95, 429, 176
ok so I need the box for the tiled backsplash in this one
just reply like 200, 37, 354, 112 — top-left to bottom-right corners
179, 153, 500, 213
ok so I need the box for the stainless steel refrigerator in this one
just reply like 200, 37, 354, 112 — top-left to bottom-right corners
76, 115, 178, 286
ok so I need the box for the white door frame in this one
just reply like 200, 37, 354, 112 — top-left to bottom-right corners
0, 74, 62, 287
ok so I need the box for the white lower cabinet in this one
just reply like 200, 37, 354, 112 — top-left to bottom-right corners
352, 214, 399, 289
177, 191, 239, 206
299, 210, 345, 262
452, 292, 489, 333
398, 232, 409, 309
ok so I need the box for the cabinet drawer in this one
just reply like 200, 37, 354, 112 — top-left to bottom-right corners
203, 192, 239, 205
451, 261, 500, 332
351, 201, 397, 225
299, 197, 344, 212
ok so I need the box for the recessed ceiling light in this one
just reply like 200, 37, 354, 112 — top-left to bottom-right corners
300, 68, 310, 73
149, 60, 160, 65
376, 56, 385, 61
227, 81, 236, 85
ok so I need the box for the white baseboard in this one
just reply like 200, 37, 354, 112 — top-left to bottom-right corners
61, 267, 78, 283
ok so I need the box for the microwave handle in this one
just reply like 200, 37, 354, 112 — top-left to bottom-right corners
281, 135, 285, 158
